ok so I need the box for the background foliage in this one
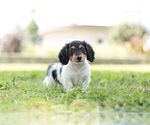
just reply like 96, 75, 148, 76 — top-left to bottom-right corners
26, 19, 39, 43
110, 23, 147, 42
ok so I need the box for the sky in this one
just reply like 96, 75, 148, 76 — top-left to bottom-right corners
0, 0, 150, 38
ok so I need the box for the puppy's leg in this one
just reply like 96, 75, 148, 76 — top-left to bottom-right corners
63, 81, 73, 92
43, 76, 54, 87
81, 78, 91, 92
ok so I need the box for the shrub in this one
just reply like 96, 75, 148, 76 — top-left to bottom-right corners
110, 23, 147, 43
2, 33, 23, 53
97, 38, 103, 44
110, 23, 148, 54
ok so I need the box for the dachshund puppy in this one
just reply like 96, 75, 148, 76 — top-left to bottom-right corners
43, 40, 95, 91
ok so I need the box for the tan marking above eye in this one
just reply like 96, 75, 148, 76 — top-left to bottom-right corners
71, 46, 75, 49
79, 45, 84, 48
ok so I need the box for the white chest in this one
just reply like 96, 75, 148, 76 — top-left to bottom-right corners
61, 60, 90, 85
67, 66, 90, 85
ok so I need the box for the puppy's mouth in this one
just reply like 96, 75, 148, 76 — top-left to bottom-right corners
74, 61, 84, 64
77, 60, 84, 62
74, 59, 85, 64
76, 59, 83, 63
70, 59, 84, 64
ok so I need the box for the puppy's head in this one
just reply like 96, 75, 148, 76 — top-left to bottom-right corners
58, 40, 95, 65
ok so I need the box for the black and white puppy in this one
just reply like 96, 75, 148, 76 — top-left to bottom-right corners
43, 40, 95, 91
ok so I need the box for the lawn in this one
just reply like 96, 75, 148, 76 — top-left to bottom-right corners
0, 64, 150, 125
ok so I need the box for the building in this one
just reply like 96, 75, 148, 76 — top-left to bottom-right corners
40, 25, 110, 51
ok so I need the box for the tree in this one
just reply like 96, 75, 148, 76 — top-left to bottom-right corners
110, 23, 147, 43
110, 23, 148, 54
27, 19, 39, 43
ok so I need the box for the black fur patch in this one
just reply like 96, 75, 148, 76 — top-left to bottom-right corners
60, 67, 63, 75
58, 44, 69, 65
52, 70, 62, 85
83, 41, 95, 62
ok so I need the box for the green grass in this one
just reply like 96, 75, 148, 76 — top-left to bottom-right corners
0, 64, 150, 124
0, 69, 150, 112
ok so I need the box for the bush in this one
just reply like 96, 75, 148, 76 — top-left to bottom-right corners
97, 38, 103, 44
110, 23, 147, 42
2, 33, 23, 53
110, 23, 148, 54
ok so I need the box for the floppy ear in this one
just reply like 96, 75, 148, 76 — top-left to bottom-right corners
58, 44, 69, 65
84, 41, 95, 62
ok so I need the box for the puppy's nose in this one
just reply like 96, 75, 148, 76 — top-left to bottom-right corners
77, 55, 82, 61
